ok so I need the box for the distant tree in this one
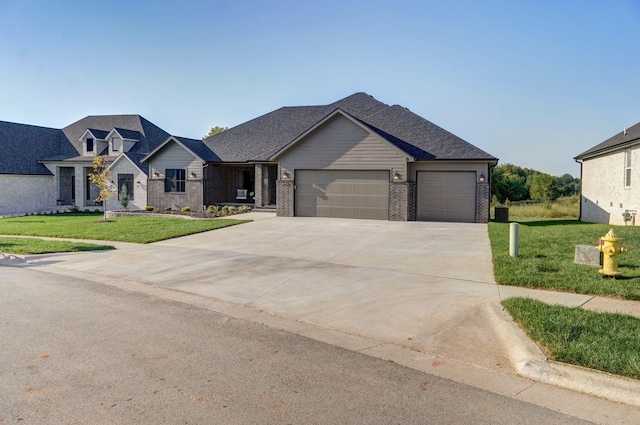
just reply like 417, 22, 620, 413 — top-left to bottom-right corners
88, 154, 115, 222
491, 164, 529, 203
203, 126, 228, 139
556, 173, 580, 197
119, 184, 129, 210
530, 173, 560, 203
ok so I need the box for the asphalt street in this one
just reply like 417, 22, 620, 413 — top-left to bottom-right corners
0, 266, 593, 424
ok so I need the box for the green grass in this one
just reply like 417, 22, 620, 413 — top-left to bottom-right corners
503, 297, 640, 379
0, 237, 113, 255
492, 196, 579, 220
489, 220, 640, 299
0, 213, 249, 244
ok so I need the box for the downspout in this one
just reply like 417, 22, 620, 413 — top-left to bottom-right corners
575, 158, 583, 222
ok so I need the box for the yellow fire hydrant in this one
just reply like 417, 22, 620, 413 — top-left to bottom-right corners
596, 229, 627, 277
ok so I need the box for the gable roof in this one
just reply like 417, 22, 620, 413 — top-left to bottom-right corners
62, 115, 170, 156
0, 121, 75, 175
203, 92, 496, 163
575, 121, 640, 160
142, 136, 220, 163
107, 152, 149, 175
271, 109, 414, 161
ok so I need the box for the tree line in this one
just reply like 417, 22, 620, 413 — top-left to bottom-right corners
491, 164, 580, 204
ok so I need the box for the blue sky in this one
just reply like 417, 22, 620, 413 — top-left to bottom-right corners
2, 0, 640, 177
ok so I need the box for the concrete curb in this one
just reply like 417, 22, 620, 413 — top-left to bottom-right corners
0, 252, 27, 263
488, 303, 640, 408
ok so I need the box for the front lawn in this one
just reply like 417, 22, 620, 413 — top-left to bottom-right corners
0, 237, 113, 255
0, 214, 249, 244
488, 220, 640, 300
503, 297, 640, 380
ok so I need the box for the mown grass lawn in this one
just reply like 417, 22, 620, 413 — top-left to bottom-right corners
0, 213, 249, 244
0, 237, 113, 255
489, 220, 640, 300
503, 297, 640, 380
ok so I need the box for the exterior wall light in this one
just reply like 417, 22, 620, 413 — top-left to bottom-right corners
153, 171, 160, 177
189, 172, 196, 179
393, 171, 401, 181
479, 173, 486, 183
282, 171, 291, 180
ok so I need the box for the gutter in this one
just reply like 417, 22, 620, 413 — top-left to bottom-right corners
575, 158, 583, 221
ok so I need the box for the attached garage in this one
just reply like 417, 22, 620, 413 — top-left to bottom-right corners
416, 171, 476, 222
295, 170, 389, 220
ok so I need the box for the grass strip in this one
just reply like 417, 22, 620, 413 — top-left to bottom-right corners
0, 237, 113, 255
503, 297, 640, 379
488, 220, 640, 300
0, 214, 249, 244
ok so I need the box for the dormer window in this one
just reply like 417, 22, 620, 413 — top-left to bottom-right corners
112, 137, 122, 153
86, 138, 94, 153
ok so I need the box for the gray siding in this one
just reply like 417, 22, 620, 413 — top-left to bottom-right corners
148, 141, 202, 180
279, 115, 408, 179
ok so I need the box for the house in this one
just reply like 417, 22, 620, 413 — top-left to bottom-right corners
0, 115, 173, 215
143, 93, 498, 222
1, 93, 497, 223
575, 122, 640, 225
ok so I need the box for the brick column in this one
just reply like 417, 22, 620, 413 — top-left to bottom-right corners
276, 180, 294, 217
475, 182, 490, 223
389, 182, 409, 221
254, 164, 264, 208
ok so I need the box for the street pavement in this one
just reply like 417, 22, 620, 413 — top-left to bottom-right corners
0, 266, 598, 424
2, 212, 640, 422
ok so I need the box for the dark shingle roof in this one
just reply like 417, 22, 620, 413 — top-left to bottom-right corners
203, 92, 496, 162
0, 121, 75, 174
86, 128, 109, 140
174, 137, 221, 162
62, 115, 170, 156
575, 121, 640, 160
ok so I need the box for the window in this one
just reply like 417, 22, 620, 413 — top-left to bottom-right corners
86, 138, 94, 153
165, 169, 186, 192
118, 174, 134, 201
625, 149, 632, 187
112, 137, 121, 153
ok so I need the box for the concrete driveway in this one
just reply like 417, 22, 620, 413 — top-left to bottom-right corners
23, 212, 516, 370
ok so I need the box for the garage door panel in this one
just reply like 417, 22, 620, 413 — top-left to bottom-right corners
296, 170, 389, 220
417, 171, 476, 223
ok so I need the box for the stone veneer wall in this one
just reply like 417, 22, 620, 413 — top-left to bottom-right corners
407, 182, 417, 221
475, 182, 490, 223
148, 178, 203, 211
276, 180, 294, 217
388, 182, 410, 221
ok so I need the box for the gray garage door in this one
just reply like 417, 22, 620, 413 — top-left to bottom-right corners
296, 170, 389, 220
416, 171, 476, 222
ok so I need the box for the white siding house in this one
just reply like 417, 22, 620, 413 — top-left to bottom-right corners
575, 122, 640, 225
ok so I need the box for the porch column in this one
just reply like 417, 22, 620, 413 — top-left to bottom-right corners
276, 179, 294, 217
254, 164, 264, 208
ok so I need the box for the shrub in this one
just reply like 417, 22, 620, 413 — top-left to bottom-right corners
206, 205, 218, 214
145, 206, 155, 211
165, 207, 172, 211
181, 206, 191, 212
67, 206, 80, 213
238, 206, 251, 213
84, 209, 90, 213
94, 209, 100, 213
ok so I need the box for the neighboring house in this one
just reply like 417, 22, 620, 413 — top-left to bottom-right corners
1, 92, 498, 223
575, 122, 640, 225
143, 93, 498, 222
0, 115, 171, 216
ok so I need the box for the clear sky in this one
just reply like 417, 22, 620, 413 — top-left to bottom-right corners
2, 0, 640, 177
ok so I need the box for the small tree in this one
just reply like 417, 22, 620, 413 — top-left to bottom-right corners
88, 154, 115, 221
530, 173, 560, 205
202, 125, 228, 139
119, 184, 129, 210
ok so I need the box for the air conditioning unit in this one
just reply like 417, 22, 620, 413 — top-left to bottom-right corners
236, 189, 248, 200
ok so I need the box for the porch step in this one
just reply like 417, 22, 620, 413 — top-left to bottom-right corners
252, 206, 277, 213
